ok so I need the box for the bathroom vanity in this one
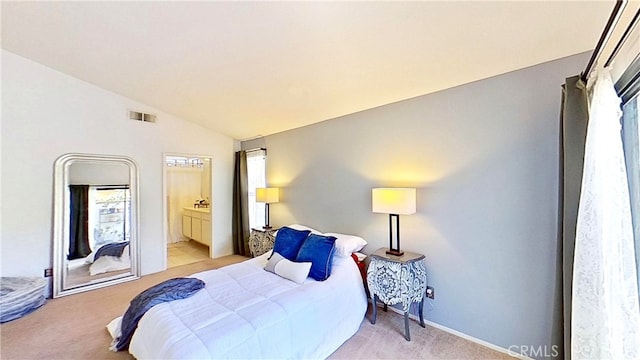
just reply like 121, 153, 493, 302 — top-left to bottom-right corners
182, 207, 211, 246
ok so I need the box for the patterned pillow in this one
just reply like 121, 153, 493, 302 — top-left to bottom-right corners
295, 233, 337, 281
271, 226, 311, 261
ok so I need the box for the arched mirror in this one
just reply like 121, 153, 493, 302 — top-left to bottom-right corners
53, 153, 140, 298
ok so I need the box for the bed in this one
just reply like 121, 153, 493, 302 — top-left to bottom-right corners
122, 227, 368, 359
86, 242, 131, 276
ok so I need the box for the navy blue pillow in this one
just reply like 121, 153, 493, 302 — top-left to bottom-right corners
271, 227, 311, 261
295, 234, 337, 281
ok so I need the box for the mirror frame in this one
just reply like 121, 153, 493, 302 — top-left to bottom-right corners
53, 153, 141, 298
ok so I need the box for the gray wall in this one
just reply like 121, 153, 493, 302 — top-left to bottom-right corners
253, 52, 589, 353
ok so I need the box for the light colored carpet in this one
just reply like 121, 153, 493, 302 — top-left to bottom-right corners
1, 255, 512, 360
0, 256, 245, 360
330, 308, 513, 360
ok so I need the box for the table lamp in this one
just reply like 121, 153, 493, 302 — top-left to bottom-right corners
372, 188, 416, 256
256, 187, 279, 229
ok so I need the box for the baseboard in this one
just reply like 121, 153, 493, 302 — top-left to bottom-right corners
421, 318, 532, 360
371, 302, 532, 360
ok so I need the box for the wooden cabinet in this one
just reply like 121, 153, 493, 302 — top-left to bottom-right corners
202, 218, 211, 247
182, 208, 211, 247
191, 217, 202, 241
182, 215, 192, 238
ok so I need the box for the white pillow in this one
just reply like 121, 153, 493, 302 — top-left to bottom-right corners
286, 224, 323, 234
85, 251, 96, 264
354, 252, 367, 262
264, 252, 311, 284
324, 232, 367, 257
106, 316, 122, 340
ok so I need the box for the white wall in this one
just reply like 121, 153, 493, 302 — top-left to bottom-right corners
69, 162, 130, 185
1, 50, 236, 280
259, 52, 589, 356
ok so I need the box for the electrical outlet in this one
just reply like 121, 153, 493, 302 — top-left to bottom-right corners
426, 286, 435, 299
44, 268, 53, 277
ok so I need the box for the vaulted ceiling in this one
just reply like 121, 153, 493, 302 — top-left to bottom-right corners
2, 1, 613, 140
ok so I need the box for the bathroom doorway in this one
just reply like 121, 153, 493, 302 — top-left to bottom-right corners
163, 153, 213, 269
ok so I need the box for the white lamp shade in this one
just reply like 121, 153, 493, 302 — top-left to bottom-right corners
372, 188, 416, 215
256, 187, 280, 203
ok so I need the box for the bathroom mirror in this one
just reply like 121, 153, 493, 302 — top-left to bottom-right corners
52, 153, 140, 298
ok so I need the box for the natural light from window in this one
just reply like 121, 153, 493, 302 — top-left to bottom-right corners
247, 150, 266, 229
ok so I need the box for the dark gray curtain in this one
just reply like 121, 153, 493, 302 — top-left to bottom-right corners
554, 75, 589, 360
68, 185, 91, 260
232, 151, 250, 256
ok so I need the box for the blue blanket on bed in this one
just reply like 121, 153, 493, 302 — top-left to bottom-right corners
94, 241, 129, 261
112, 277, 205, 351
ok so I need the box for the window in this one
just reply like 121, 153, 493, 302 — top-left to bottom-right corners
246, 149, 266, 229
88, 186, 131, 250
622, 95, 639, 292
613, 20, 639, 294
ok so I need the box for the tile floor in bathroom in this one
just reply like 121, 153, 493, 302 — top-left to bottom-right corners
167, 240, 210, 268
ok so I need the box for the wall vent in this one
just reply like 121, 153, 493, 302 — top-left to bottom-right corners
129, 110, 156, 123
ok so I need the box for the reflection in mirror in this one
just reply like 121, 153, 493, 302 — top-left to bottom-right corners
53, 154, 140, 298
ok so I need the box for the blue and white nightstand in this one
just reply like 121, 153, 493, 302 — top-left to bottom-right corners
367, 247, 427, 341
248, 228, 278, 257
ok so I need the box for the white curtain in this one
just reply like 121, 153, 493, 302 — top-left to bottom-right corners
571, 68, 640, 359
166, 166, 202, 243
247, 150, 266, 229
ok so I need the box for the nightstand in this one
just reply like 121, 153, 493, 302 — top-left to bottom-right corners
367, 247, 427, 341
248, 228, 278, 257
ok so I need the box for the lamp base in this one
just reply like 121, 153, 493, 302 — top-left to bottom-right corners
262, 225, 273, 230
385, 248, 404, 256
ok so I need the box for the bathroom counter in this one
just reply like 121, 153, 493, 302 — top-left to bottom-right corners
184, 207, 210, 214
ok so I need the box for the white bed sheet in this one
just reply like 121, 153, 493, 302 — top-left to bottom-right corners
128, 252, 367, 359
90, 245, 131, 276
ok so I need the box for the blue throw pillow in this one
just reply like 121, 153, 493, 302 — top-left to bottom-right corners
295, 233, 337, 281
271, 226, 311, 261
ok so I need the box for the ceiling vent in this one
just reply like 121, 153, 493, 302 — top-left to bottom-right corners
129, 110, 156, 123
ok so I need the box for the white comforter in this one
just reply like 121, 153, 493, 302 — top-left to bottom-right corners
128, 252, 367, 359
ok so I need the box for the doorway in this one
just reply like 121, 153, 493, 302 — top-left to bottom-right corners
163, 154, 213, 268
